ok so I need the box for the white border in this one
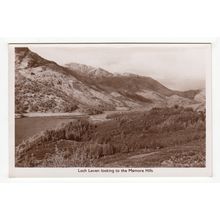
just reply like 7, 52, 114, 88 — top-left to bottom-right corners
7, 40, 212, 178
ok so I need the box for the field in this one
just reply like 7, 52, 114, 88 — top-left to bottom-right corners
15, 106, 206, 168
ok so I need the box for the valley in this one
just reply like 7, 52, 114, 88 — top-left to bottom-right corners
14, 47, 206, 168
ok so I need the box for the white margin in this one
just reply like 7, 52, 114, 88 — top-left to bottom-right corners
0, 37, 217, 181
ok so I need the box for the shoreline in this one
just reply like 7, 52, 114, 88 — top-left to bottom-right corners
15, 107, 131, 119
15, 112, 87, 119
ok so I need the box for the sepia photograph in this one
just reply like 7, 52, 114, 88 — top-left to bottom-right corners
9, 43, 212, 176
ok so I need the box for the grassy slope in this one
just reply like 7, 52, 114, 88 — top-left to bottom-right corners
15, 107, 206, 167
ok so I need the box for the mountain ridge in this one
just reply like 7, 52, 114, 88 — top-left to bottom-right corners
65, 61, 200, 99
15, 47, 204, 114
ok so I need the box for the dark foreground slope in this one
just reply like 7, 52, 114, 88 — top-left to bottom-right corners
16, 107, 205, 167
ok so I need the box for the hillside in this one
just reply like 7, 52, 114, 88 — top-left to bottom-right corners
65, 62, 200, 99
15, 47, 203, 114
15, 106, 206, 167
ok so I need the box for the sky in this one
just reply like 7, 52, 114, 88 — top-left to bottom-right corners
29, 44, 211, 91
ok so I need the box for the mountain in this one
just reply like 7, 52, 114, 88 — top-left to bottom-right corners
15, 47, 203, 114
65, 63, 113, 78
65, 62, 199, 99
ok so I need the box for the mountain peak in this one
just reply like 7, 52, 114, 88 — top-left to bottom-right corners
65, 62, 95, 73
15, 47, 59, 69
121, 72, 144, 78
15, 47, 30, 65
15, 47, 30, 53
65, 62, 113, 78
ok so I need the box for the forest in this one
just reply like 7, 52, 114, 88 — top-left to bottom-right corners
15, 106, 206, 168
